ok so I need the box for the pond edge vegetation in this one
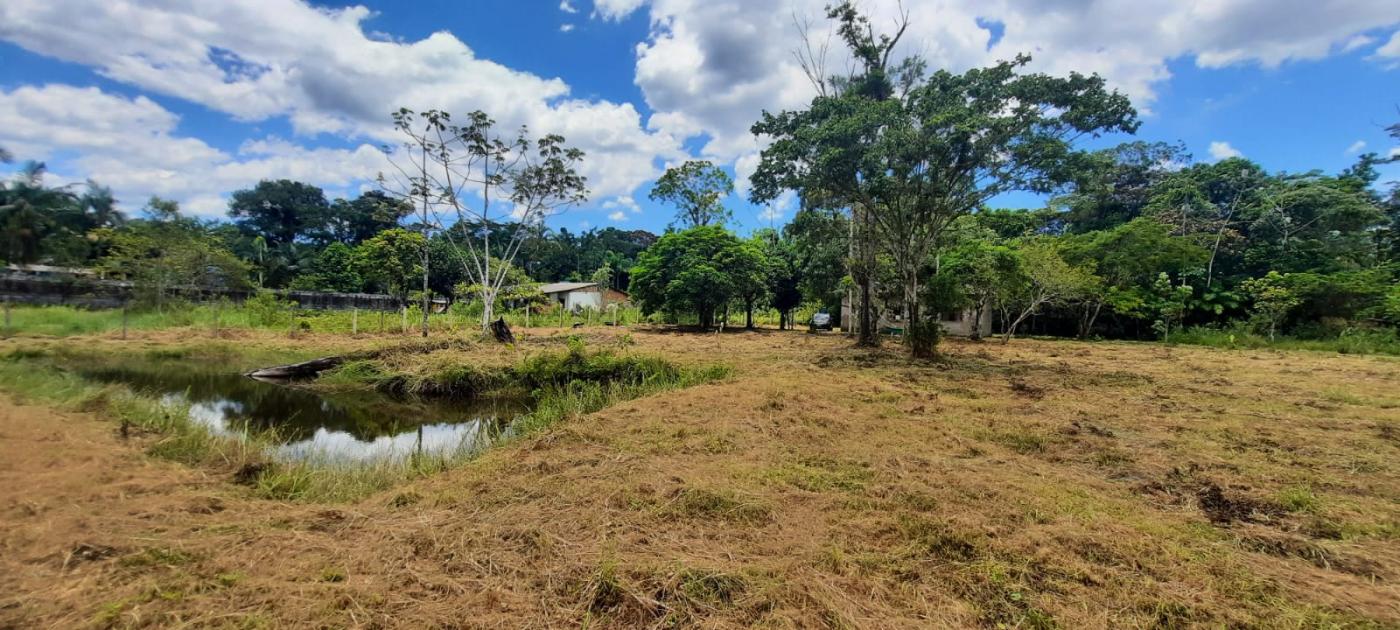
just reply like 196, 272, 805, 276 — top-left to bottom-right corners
0, 338, 730, 503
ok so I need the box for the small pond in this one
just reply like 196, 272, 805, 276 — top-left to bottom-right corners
73, 359, 531, 464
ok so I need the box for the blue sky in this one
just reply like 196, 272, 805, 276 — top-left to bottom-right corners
1, 0, 1397, 236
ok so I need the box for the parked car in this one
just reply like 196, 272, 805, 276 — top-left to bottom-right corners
810, 311, 833, 332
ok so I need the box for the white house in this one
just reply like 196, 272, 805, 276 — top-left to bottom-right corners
840, 294, 992, 337
539, 282, 628, 311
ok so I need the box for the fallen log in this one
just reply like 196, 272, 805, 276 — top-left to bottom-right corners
245, 355, 346, 379
243, 339, 464, 380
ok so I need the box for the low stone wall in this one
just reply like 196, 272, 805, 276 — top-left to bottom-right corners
0, 274, 443, 312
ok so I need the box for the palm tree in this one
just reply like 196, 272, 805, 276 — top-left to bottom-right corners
80, 180, 124, 229
0, 162, 78, 263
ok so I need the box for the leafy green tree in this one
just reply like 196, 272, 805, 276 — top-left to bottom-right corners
1149, 272, 1194, 342
97, 199, 249, 310
455, 257, 542, 311
1058, 141, 1189, 233
227, 179, 331, 286
227, 179, 331, 247
975, 208, 1066, 239
649, 160, 733, 228
1240, 271, 1300, 340
290, 243, 363, 293
321, 191, 411, 245
933, 237, 1020, 341
784, 206, 849, 315
1060, 217, 1208, 336
1144, 157, 1268, 287
755, 228, 804, 330
752, 2, 1137, 358
1243, 173, 1385, 274
590, 262, 614, 290
999, 240, 1097, 343
353, 228, 424, 304
630, 226, 765, 330
0, 162, 125, 266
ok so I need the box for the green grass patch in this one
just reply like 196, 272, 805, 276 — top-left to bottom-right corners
763, 456, 874, 492
1276, 485, 1321, 514
658, 487, 772, 523
1, 303, 654, 338
119, 547, 200, 569
1174, 325, 1400, 356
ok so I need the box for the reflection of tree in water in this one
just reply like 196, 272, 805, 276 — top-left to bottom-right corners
74, 361, 529, 443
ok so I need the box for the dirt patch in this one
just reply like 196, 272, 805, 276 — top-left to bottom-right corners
1195, 482, 1283, 525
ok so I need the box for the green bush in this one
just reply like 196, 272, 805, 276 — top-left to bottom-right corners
244, 291, 293, 327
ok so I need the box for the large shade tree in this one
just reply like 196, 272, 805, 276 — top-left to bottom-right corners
630, 225, 765, 330
227, 179, 331, 286
751, 3, 1138, 357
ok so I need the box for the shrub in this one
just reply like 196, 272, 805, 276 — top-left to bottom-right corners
244, 291, 293, 327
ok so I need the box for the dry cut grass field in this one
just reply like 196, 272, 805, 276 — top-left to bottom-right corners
1, 328, 1398, 628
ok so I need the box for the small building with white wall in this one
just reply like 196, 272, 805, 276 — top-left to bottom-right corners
839, 295, 992, 338
539, 282, 628, 312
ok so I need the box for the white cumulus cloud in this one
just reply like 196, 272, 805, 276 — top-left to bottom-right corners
619, 0, 1400, 188
1209, 141, 1244, 161
0, 84, 388, 217
0, 0, 685, 210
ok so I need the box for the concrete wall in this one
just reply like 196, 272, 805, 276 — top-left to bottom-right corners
564, 289, 603, 311
1, 274, 438, 312
936, 309, 993, 337
838, 294, 991, 337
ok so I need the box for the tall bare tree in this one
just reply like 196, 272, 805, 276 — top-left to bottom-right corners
380, 109, 588, 334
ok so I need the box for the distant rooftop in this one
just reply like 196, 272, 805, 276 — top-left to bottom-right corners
538, 281, 597, 294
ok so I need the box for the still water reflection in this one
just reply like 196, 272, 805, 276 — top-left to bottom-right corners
74, 360, 531, 464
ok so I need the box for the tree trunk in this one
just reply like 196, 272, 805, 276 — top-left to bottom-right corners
419, 144, 432, 338
1077, 301, 1103, 339
1002, 303, 1039, 344
420, 248, 430, 338
480, 287, 496, 332
853, 203, 879, 348
745, 299, 755, 329
904, 270, 935, 358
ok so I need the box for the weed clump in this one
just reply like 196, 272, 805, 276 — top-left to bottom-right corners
897, 515, 981, 562
661, 487, 771, 524
575, 561, 755, 626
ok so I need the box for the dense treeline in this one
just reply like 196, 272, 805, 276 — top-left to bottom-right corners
0, 168, 656, 305
1, 2, 1396, 351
